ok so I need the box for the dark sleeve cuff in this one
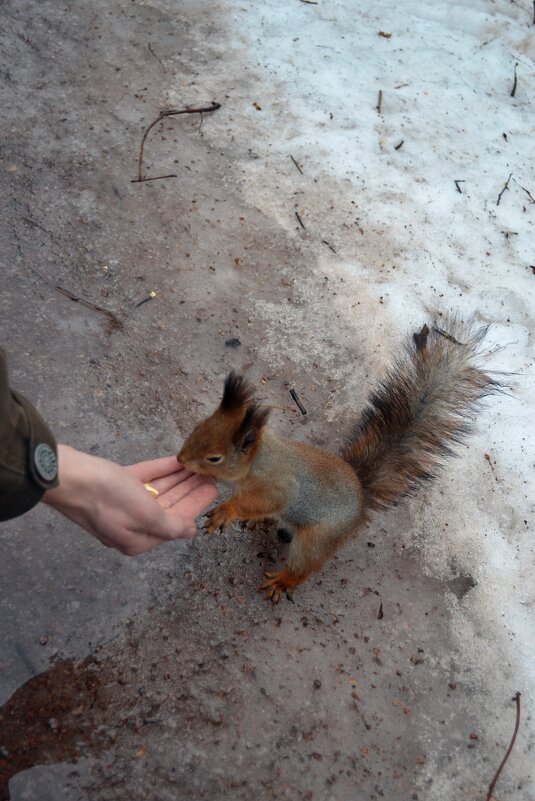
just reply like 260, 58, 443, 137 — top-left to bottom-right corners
0, 390, 58, 523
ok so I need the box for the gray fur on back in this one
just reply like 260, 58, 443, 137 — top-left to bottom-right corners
252, 430, 362, 530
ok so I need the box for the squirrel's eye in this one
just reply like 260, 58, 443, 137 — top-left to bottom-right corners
206, 455, 224, 464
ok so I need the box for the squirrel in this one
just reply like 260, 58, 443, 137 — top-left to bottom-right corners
178, 316, 502, 603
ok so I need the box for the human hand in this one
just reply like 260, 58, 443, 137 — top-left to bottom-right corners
42, 445, 217, 555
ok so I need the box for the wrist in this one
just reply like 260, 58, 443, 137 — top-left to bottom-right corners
42, 444, 93, 513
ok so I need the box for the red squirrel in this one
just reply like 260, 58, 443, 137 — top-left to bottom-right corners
178, 317, 501, 603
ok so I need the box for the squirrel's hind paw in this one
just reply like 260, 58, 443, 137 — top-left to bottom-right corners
259, 569, 301, 604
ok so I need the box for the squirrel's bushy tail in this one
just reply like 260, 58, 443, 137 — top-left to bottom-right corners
342, 316, 503, 511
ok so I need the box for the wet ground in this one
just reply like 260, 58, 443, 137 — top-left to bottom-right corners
0, 1, 532, 800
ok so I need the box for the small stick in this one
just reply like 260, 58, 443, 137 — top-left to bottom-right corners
377, 602, 384, 620
376, 89, 383, 114
131, 297, 152, 311
22, 216, 62, 246
54, 286, 122, 327
454, 179, 465, 193
295, 211, 306, 230
510, 62, 518, 97
132, 102, 221, 183
290, 155, 303, 174
322, 239, 337, 253
131, 173, 178, 184
299, 0, 318, 4
533, 0, 535, 24
394, 139, 404, 150
496, 172, 513, 206
21, 218, 123, 330
261, 404, 297, 413
147, 42, 166, 74
132, 293, 156, 310
513, 177, 535, 203
123, 292, 158, 322
289, 389, 307, 415
486, 692, 521, 801
26, 263, 123, 329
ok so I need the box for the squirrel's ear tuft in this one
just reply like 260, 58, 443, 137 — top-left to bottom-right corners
234, 403, 271, 452
413, 323, 430, 351
220, 372, 256, 411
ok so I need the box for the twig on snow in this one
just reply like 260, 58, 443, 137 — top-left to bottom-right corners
376, 89, 383, 114
496, 173, 513, 206
510, 62, 518, 97
512, 177, 535, 203
485, 692, 521, 801
295, 211, 306, 230
322, 239, 337, 253
147, 43, 166, 73
290, 155, 303, 174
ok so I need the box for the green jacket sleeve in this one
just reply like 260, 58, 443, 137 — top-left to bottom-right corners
0, 349, 59, 522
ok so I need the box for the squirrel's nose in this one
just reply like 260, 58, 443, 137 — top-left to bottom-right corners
177, 449, 189, 467
179, 455, 199, 473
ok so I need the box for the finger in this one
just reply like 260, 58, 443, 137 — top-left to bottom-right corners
125, 455, 185, 482
166, 482, 218, 520
149, 469, 199, 496
157, 473, 213, 507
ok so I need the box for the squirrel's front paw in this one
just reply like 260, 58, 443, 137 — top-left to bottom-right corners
205, 503, 233, 534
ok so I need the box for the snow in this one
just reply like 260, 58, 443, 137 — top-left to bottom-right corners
198, 0, 535, 795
